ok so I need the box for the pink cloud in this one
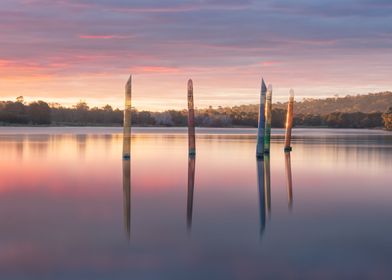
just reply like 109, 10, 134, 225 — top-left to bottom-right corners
132, 66, 181, 74
79, 34, 131, 40
261, 61, 281, 67
0, 59, 55, 79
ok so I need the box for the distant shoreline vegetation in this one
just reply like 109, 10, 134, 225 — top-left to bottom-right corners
0, 93, 391, 130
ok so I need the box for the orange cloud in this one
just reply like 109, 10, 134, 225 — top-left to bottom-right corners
261, 60, 280, 67
0, 59, 54, 80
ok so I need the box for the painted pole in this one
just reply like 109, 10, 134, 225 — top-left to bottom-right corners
284, 89, 294, 152
256, 79, 267, 159
187, 156, 196, 231
285, 151, 293, 210
123, 75, 132, 159
187, 79, 196, 156
257, 159, 266, 236
264, 154, 271, 219
122, 158, 131, 240
264, 84, 273, 154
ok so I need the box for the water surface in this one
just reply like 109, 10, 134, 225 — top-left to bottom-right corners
0, 127, 391, 279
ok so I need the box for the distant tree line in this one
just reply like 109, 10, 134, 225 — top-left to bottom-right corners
274, 91, 392, 114
0, 96, 391, 130
0, 97, 52, 125
382, 107, 392, 131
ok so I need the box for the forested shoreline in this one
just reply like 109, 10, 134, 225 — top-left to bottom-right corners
1, 94, 391, 130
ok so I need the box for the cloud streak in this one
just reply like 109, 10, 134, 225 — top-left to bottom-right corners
0, 0, 391, 109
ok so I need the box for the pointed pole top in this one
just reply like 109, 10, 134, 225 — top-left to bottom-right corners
289, 88, 294, 98
188, 79, 193, 91
261, 78, 267, 93
126, 74, 132, 90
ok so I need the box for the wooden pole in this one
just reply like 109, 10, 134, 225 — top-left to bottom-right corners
284, 89, 294, 152
264, 84, 273, 154
187, 79, 196, 156
256, 79, 267, 159
123, 75, 132, 159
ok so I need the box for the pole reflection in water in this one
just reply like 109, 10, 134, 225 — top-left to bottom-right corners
187, 156, 196, 232
285, 152, 293, 210
256, 159, 266, 235
264, 155, 271, 220
122, 158, 131, 240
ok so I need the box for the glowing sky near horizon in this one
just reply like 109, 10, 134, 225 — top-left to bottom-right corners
0, 0, 391, 110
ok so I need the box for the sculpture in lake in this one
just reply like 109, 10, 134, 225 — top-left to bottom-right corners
123, 75, 132, 159
264, 85, 273, 154
187, 79, 196, 156
284, 89, 294, 152
256, 79, 267, 159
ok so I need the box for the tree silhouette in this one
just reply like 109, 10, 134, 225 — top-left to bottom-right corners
28, 101, 51, 124
382, 107, 392, 130
0, 93, 390, 128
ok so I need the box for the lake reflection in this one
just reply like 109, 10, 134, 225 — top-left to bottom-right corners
187, 156, 196, 232
122, 158, 131, 240
0, 127, 392, 280
285, 152, 293, 210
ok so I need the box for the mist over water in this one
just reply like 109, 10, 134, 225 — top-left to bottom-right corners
0, 127, 391, 279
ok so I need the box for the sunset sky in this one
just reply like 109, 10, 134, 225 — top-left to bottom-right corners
0, 0, 391, 110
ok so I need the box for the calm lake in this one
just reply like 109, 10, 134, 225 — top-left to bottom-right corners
0, 127, 391, 279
